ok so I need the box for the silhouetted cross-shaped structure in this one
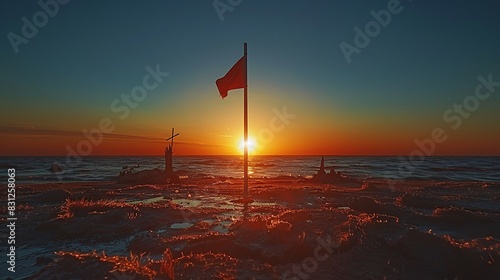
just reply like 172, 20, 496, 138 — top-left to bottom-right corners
165, 128, 180, 183
166, 128, 180, 150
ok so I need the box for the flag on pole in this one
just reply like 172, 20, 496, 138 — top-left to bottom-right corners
215, 43, 250, 199
216, 55, 247, 98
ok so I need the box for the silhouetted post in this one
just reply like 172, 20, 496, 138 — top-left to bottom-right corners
165, 128, 179, 182
243, 43, 248, 197
165, 146, 173, 177
320, 156, 325, 175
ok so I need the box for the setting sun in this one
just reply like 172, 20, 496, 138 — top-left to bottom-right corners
238, 137, 257, 154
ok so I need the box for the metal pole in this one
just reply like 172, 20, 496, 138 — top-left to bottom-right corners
243, 42, 248, 197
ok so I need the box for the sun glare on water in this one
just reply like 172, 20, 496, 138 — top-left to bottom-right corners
238, 137, 257, 154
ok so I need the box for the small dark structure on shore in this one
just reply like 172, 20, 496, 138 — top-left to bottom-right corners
165, 128, 180, 183
313, 156, 362, 186
117, 128, 181, 184
48, 163, 63, 173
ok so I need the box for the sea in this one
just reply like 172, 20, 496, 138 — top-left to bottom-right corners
1, 156, 499, 183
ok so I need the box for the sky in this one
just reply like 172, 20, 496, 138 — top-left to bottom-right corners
1, 0, 500, 156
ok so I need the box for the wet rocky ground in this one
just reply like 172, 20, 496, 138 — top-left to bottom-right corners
1, 176, 499, 279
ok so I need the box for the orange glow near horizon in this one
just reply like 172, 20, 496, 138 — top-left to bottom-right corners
3, 113, 500, 156
2, 82, 500, 156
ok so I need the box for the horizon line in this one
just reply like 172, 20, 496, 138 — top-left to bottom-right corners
2, 154, 500, 157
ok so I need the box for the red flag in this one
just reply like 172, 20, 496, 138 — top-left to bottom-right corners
216, 55, 246, 98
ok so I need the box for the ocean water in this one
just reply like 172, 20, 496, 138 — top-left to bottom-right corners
1, 156, 499, 183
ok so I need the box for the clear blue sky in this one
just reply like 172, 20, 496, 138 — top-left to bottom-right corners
1, 0, 500, 155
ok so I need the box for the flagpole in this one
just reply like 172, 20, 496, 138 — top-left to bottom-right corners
243, 42, 248, 197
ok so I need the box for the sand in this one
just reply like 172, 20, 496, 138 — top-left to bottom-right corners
3, 176, 500, 279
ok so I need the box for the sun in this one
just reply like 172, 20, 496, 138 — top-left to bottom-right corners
238, 137, 257, 154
